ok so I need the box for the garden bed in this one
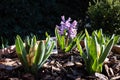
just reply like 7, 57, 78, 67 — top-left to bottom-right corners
0, 44, 120, 80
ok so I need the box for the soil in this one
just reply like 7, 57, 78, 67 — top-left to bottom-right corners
0, 49, 120, 80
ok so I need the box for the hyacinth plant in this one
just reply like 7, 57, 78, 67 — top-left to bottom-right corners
77, 29, 115, 74
55, 16, 84, 52
15, 35, 54, 74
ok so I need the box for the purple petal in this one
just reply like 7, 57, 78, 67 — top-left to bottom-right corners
56, 25, 59, 29
68, 28, 77, 39
65, 21, 71, 28
71, 20, 77, 28
67, 17, 71, 22
61, 16, 65, 22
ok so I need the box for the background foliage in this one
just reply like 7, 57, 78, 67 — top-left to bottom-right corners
87, 0, 120, 34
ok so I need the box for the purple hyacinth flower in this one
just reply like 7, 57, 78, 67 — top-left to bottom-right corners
56, 15, 77, 39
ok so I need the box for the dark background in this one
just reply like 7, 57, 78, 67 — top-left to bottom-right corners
0, 0, 90, 46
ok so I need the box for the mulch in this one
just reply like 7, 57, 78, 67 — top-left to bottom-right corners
0, 49, 120, 80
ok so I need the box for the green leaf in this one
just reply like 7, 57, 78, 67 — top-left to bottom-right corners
78, 38, 88, 61
61, 35, 65, 50
107, 0, 113, 5
76, 39, 83, 56
98, 63, 103, 72
65, 38, 76, 52
85, 29, 91, 58
45, 36, 50, 50
98, 29, 105, 44
114, 35, 120, 45
39, 41, 54, 68
77, 31, 85, 41
84, 37, 89, 58
85, 29, 90, 40
25, 36, 30, 54
15, 35, 28, 68
45, 41, 55, 56
34, 41, 45, 65
99, 39, 114, 64
45, 32, 49, 37
30, 36, 36, 48
55, 28, 62, 49
65, 31, 85, 52
92, 58, 98, 73
89, 36, 97, 60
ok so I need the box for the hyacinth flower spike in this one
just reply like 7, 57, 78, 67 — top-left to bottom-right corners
55, 16, 85, 52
